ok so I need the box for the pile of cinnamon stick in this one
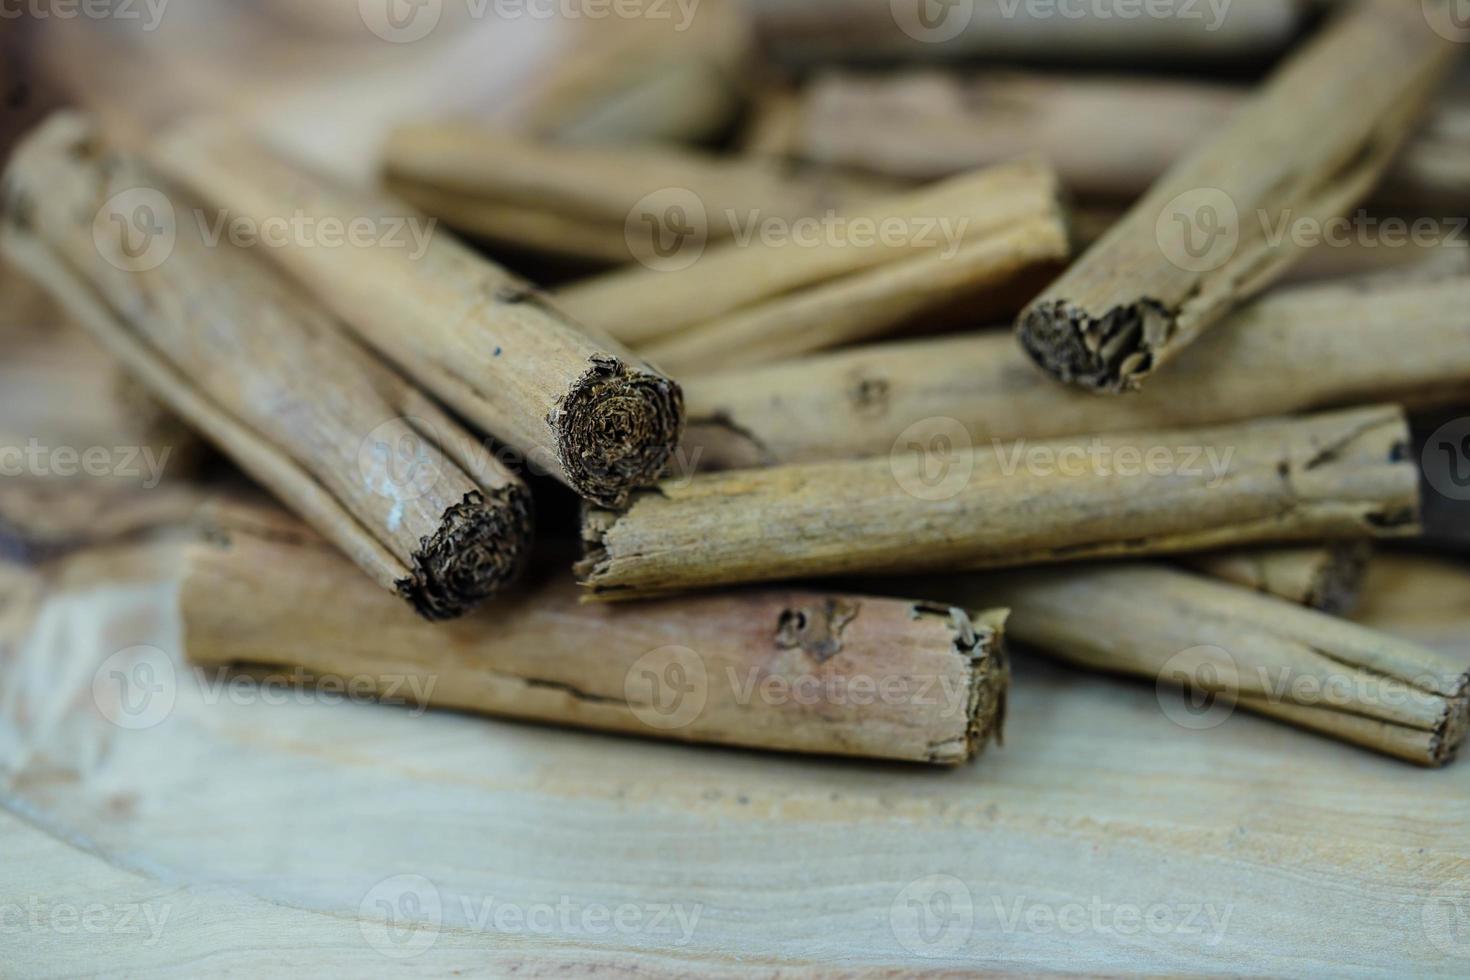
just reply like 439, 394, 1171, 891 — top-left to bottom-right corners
5, 0, 1467, 768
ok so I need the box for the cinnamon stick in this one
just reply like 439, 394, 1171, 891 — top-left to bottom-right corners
1, 114, 532, 619
181, 507, 1009, 766
382, 126, 883, 266
579, 405, 1419, 599
555, 159, 1066, 351
1016, 0, 1460, 393
912, 562, 1468, 766
781, 69, 1470, 210
748, 0, 1304, 67
150, 118, 684, 509
1182, 543, 1372, 615
681, 270, 1470, 469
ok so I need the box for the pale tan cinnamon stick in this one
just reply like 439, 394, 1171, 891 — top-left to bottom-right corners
150, 118, 684, 509
580, 405, 1420, 599
640, 217, 1067, 375
381, 126, 883, 266
911, 563, 1468, 766
782, 69, 1470, 210
1016, 0, 1461, 393
555, 159, 1066, 350
181, 508, 1009, 766
2, 114, 532, 619
681, 270, 1470, 470
749, 0, 1305, 66
1183, 543, 1372, 615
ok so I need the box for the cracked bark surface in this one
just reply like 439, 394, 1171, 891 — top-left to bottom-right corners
183, 512, 1010, 765
579, 405, 1419, 599
919, 562, 1469, 766
1015, 0, 1460, 392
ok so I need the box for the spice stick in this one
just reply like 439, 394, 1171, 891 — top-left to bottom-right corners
640, 217, 1068, 375
681, 270, 1470, 470
1, 114, 532, 619
555, 159, 1065, 348
0, 478, 205, 561
910, 563, 1468, 766
781, 69, 1470, 210
181, 507, 1009, 766
381, 126, 883, 266
150, 118, 684, 509
579, 405, 1419, 599
1182, 543, 1372, 615
748, 0, 1304, 66
1016, 0, 1461, 393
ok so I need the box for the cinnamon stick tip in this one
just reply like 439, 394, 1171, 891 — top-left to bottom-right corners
1429, 676, 1470, 768
553, 354, 684, 509
1307, 541, 1373, 615
913, 603, 1010, 765
1017, 297, 1173, 394
397, 486, 533, 621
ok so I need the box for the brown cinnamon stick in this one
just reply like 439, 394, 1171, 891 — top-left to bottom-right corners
580, 405, 1420, 599
150, 118, 683, 509
1, 114, 532, 619
780, 69, 1470, 210
681, 270, 1470, 470
1183, 543, 1372, 615
382, 125, 883, 266
181, 506, 1009, 766
555, 159, 1066, 355
1016, 0, 1461, 393
912, 562, 1468, 766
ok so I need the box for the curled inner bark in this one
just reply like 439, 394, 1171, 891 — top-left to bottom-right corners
553, 355, 684, 508
398, 487, 534, 621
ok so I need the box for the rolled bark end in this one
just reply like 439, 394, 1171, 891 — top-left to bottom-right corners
928, 604, 1009, 765
1308, 542, 1373, 616
1431, 678, 1470, 767
1017, 297, 1173, 394
398, 488, 534, 621
554, 355, 684, 508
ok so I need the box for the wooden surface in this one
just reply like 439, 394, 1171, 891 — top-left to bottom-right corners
2, 545, 1468, 975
